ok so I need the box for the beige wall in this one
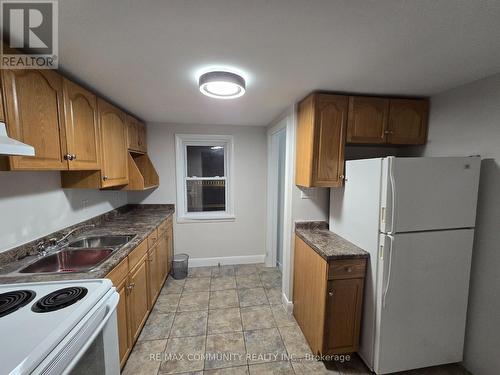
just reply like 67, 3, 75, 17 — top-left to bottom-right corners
413, 73, 500, 375
129, 123, 268, 262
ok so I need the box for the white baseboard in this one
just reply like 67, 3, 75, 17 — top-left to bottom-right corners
282, 292, 294, 314
188, 254, 266, 268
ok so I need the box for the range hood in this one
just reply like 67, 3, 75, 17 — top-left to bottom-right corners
0, 122, 35, 156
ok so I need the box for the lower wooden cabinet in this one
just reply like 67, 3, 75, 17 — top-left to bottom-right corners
128, 254, 150, 342
115, 276, 131, 368
293, 235, 366, 355
147, 243, 161, 305
324, 278, 365, 354
105, 217, 174, 368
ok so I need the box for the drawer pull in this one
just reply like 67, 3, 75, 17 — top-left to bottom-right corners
328, 291, 334, 297
346, 267, 353, 273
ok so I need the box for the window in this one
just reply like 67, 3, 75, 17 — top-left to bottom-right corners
175, 134, 234, 222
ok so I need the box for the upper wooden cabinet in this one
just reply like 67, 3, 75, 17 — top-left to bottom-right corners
296, 93, 348, 188
1, 69, 67, 170
347, 96, 389, 144
137, 122, 147, 152
98, 99, 129, 188
387, 99, 429, 145
347, 95, 429, 145
296, 92, 429, 187
62, 79, 100, 170
126, 115, 147, 153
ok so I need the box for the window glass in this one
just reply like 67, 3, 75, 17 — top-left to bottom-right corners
186, 146, 225, 177
186, 179, 226, 212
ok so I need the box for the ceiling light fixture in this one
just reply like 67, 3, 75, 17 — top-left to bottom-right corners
199, 71, 246, 99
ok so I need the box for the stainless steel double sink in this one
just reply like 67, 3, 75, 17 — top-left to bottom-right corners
18, 235, 135, 274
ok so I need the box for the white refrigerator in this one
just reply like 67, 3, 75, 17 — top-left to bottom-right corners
329, 156, 481, 374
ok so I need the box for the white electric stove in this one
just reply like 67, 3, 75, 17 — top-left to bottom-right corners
0, 279, 120, 375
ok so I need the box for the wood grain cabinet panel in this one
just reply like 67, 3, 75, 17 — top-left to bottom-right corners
166, 221, 173, 275
98, 98, 129, 187
126, 115, 147, 153
116, 277, 131, 368
128, 255, 150, 343
324, 278, 364, 354
147, 244, 161, 306
126, 115, 140, 151
62, 79, 100, 170
0, 76, 5, 122
387, 99, 429, 145
157, 233, 169, 284
293, 235, 328, 354
293, 235, 366, 355
296, 93, 348, 188
105, 219, 173, 367
347, 96, 389, 144
137, 121, 147, 152
105, 257, 131, 368
1, 69, 67, 170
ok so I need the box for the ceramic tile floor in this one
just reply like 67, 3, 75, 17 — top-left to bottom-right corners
122, 264, 472, 375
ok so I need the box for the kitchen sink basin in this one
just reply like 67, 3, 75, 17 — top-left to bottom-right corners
18, 248, 114, 273
68, 235, 135, 249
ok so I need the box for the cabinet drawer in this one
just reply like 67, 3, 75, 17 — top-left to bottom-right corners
328, 259, 366, 280
147, 229, 158, 247
106, 257, 129, 286
158, 220, 169, 237
128, 239, 148, 270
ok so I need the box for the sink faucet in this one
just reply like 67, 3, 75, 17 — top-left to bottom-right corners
34, 224, 96, 256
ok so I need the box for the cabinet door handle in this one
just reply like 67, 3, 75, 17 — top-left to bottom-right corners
102, 175, 108, 181
345, 267, 353, 273
72, 154, 77, 160
384, 130, 394, 134
328, 291, 334, 297
64, 153, 73, 161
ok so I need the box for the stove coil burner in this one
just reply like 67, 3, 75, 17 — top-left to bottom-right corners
0, 290, 36, 317
32, 287, 88, 313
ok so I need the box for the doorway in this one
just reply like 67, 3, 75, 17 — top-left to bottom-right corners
267, 123, 287, 271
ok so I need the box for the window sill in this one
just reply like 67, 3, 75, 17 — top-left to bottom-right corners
177, 214, 236, 224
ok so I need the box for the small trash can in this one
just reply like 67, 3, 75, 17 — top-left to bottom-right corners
172, 253, 189, 279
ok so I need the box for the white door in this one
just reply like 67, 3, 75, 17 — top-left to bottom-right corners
374, 229, 474, 374
382, 156, 481, 233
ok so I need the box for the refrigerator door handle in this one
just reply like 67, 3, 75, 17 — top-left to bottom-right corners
382, 234, 394, 308
388, 157, 396, 235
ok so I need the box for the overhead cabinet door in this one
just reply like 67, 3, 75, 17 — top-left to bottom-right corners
313, 94, 348, 187
1, 69, 67, 170
387, 99, 429, 145
98, 99, 128, 188
347, 96, 389, 144
63, 79, 100, 170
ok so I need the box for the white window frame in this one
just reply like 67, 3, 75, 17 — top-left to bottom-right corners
175, 134, 235, 223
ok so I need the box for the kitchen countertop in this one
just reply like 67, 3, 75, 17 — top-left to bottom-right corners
295, 221, 368, 261
0, 204, 174, 284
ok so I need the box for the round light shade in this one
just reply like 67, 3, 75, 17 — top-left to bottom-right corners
199, 71, 246, 99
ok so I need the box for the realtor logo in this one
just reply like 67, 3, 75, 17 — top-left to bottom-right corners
1, 0, 58, 69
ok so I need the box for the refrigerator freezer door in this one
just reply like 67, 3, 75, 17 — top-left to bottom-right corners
382, 156, 481, 233
374, 230, 474, 374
